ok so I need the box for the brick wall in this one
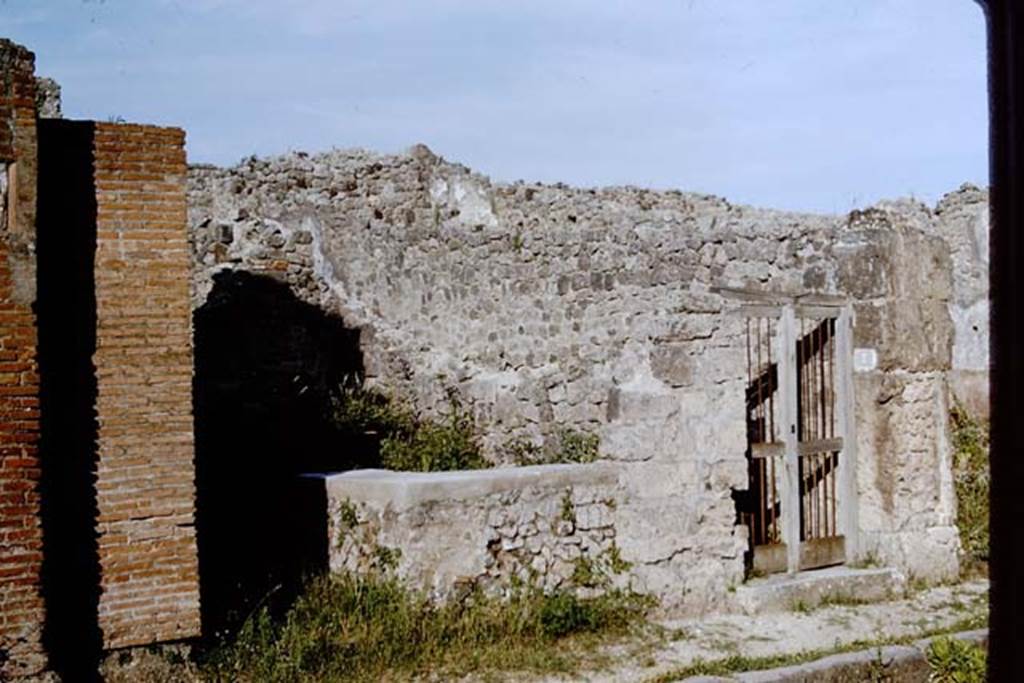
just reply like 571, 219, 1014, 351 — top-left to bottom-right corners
0, 39, 46, 680
91, 123, 200, 649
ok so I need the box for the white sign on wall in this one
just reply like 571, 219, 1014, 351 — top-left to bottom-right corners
853, 347, 878, 373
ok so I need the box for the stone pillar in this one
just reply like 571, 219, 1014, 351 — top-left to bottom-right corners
0, 38, 47, 680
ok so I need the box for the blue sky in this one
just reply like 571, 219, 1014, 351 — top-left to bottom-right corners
1, 1, 988, 213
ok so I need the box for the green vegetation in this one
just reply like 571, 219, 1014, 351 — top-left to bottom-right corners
926, 636, 987, 683
560, 489, 575, 523
378, 390, 488, 471
329, 383, 488, 472
202, 572, 653, 682
571, 543, 632, 589
371, 545, 402, 572
558, 428, 601, 463
508, 428, 601, 465
332, 499, 360, 549
791, 592, 872, 614
331, 380, 602, 472
950, 403, 989, 573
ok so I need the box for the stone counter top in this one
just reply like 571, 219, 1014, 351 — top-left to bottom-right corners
306, 462, 620, 511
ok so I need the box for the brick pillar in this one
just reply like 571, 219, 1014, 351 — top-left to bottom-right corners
90, 123, 201, 648
0, 39, 47, 680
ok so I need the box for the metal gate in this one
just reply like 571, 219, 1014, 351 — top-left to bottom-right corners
739, 298, 854, 575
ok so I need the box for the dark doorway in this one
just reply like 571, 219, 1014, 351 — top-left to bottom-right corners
192, 270, 367, 637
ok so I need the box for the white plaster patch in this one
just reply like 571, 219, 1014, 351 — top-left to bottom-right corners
853, 348, 878, 373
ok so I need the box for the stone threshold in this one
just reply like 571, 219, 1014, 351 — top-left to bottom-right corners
731, 565, 906, 615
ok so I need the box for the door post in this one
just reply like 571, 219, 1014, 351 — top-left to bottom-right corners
835, 305, 859, 560
778, 305, 801, 574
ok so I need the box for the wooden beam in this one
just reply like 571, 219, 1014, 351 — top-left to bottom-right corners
751, 442, 785, 459
778, 305, 801, 574
835, 305, 859, 561
797, 437, 844, 456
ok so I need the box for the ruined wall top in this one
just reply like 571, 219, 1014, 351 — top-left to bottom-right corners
35, 77, 60, 119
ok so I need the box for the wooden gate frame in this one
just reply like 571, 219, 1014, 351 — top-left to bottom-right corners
722, 288, 860, 575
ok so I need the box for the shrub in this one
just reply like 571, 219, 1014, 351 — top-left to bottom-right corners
950, 404, 989, 571
202, 572, 653, 681
379, 391, 488, 471
926, 636, 987, 683
329, 383, 489, 472
329, 380, 415, 438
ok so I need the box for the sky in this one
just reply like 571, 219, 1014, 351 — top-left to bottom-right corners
1, 0, 988, 213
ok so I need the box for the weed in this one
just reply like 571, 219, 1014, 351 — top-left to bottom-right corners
560, 490, 576, 524
849, 552, 882, 569
926, 636, 986, 682
378, 390, 489, 472
909, 574, 932, 593
571, 555, 605, 589
332, 499, 360, 548
950, 403, 989, 574
865, 647, 895, 682
372, 545, 402, 572
816, 593, 871, 610
606, 542, 632, 574
506, 437, 544, 465
330, 382, 489, 472
570, 543, 631, 590
556, 428, 600, 463
505, 427, 601, 465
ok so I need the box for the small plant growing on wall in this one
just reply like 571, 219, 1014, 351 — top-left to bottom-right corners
333, 499, 360, 549
379, 389, 488, 472
571, 543, 632, 590
506, 428, 601, 466
329, 375, 415, 437
329, 380, 488, 472
556, 428, 600, 463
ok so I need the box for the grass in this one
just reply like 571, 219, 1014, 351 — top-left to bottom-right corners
949, 403, 989, 574
791, 592, 872, 614
201, 572, 655, 682
647, 614, 987, 683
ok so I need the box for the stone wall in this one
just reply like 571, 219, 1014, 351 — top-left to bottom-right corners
188, 146, 970, 608
931, 184, 990, 418
0, 39, 46, 681
838, 205, 961, 578
321, 464, 623, 598
34, 78, 60, 120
